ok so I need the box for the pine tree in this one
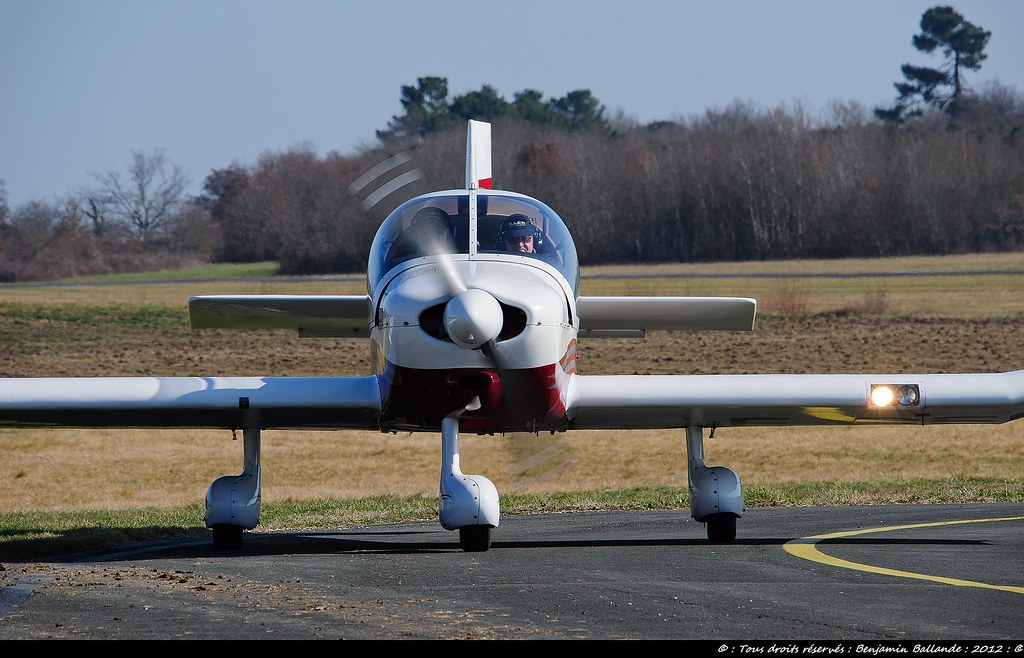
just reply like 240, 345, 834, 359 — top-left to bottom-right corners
876, 5, 991, 123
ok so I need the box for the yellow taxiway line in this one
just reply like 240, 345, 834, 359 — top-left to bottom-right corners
784, 516, 1024, 594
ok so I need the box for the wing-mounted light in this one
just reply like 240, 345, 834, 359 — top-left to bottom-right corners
868, 384, 921, 409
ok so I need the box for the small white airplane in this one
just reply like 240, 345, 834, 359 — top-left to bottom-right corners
2, 120, 1023, 552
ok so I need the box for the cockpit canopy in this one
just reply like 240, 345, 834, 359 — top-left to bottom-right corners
368, 190, 579, 295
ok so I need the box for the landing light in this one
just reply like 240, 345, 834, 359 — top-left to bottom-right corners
869, 384, 920, 408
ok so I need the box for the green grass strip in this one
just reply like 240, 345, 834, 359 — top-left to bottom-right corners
0, 302, 187, 326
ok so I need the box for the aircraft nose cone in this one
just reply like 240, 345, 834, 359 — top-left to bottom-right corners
444, 289, 503, 349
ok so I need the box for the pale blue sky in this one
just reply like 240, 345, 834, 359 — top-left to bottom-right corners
2, 0, 1022, 209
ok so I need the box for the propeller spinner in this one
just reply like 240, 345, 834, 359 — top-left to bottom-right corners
444, 289, 503, 349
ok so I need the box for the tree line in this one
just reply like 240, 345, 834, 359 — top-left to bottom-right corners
1, 6, 1020, 282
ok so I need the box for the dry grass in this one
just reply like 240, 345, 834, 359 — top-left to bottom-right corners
585, 273, 1024, 319
1, 253, 1023, 513
580, 252, 1024, 318
4, 425, 1022, 512
586, 252, 1024, 277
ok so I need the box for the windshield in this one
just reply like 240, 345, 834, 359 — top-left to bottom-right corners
368, 190, 579, 294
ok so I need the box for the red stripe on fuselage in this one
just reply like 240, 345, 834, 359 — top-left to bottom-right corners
559, 338, 578, 374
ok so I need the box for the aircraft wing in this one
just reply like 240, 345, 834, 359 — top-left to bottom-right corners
577, 296, 756, 337
567, 371, 1024, 429
189, 295, 371, 337
0, 376, 382, 429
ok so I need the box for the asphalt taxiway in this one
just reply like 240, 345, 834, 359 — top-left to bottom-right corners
1, 504, 1022, 640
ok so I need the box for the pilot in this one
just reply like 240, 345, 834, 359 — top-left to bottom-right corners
398, 206, 455, 257
497, 214, 539, 253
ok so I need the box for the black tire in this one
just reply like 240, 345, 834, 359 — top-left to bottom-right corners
705, 514, 737, 543
459, 525, 492, 552
211, 524, 244, 550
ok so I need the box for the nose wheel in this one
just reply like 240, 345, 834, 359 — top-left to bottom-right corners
439, 414, 500, 551
211, 524, 244, 549
459, 525, 492, 552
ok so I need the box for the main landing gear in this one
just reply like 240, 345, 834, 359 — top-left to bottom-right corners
202, 421, 734, 550
684, 425, 742, 543
205, 424, 261, 549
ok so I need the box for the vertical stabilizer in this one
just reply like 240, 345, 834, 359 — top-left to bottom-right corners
465, 120, 492, 190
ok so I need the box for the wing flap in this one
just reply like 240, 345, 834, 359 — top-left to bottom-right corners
567, 370, 1024, 429
0, 376, 382, 429
188, 295, 371, 336
577, 296, 756, 335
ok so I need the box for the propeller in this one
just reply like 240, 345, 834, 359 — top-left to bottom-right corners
431, 239, 468, 297
430, 250, 526, 424
347, 152, 424, 212
435, 263, 514, 373
435, 263, 513, 374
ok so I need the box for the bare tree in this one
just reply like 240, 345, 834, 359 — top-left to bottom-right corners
95, 148, 188, 243
77, 194, 108, 236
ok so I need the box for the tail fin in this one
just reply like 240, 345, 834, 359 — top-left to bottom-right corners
465, 120, 492, 190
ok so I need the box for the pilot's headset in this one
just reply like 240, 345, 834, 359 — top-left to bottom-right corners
494, 214, 543, 250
